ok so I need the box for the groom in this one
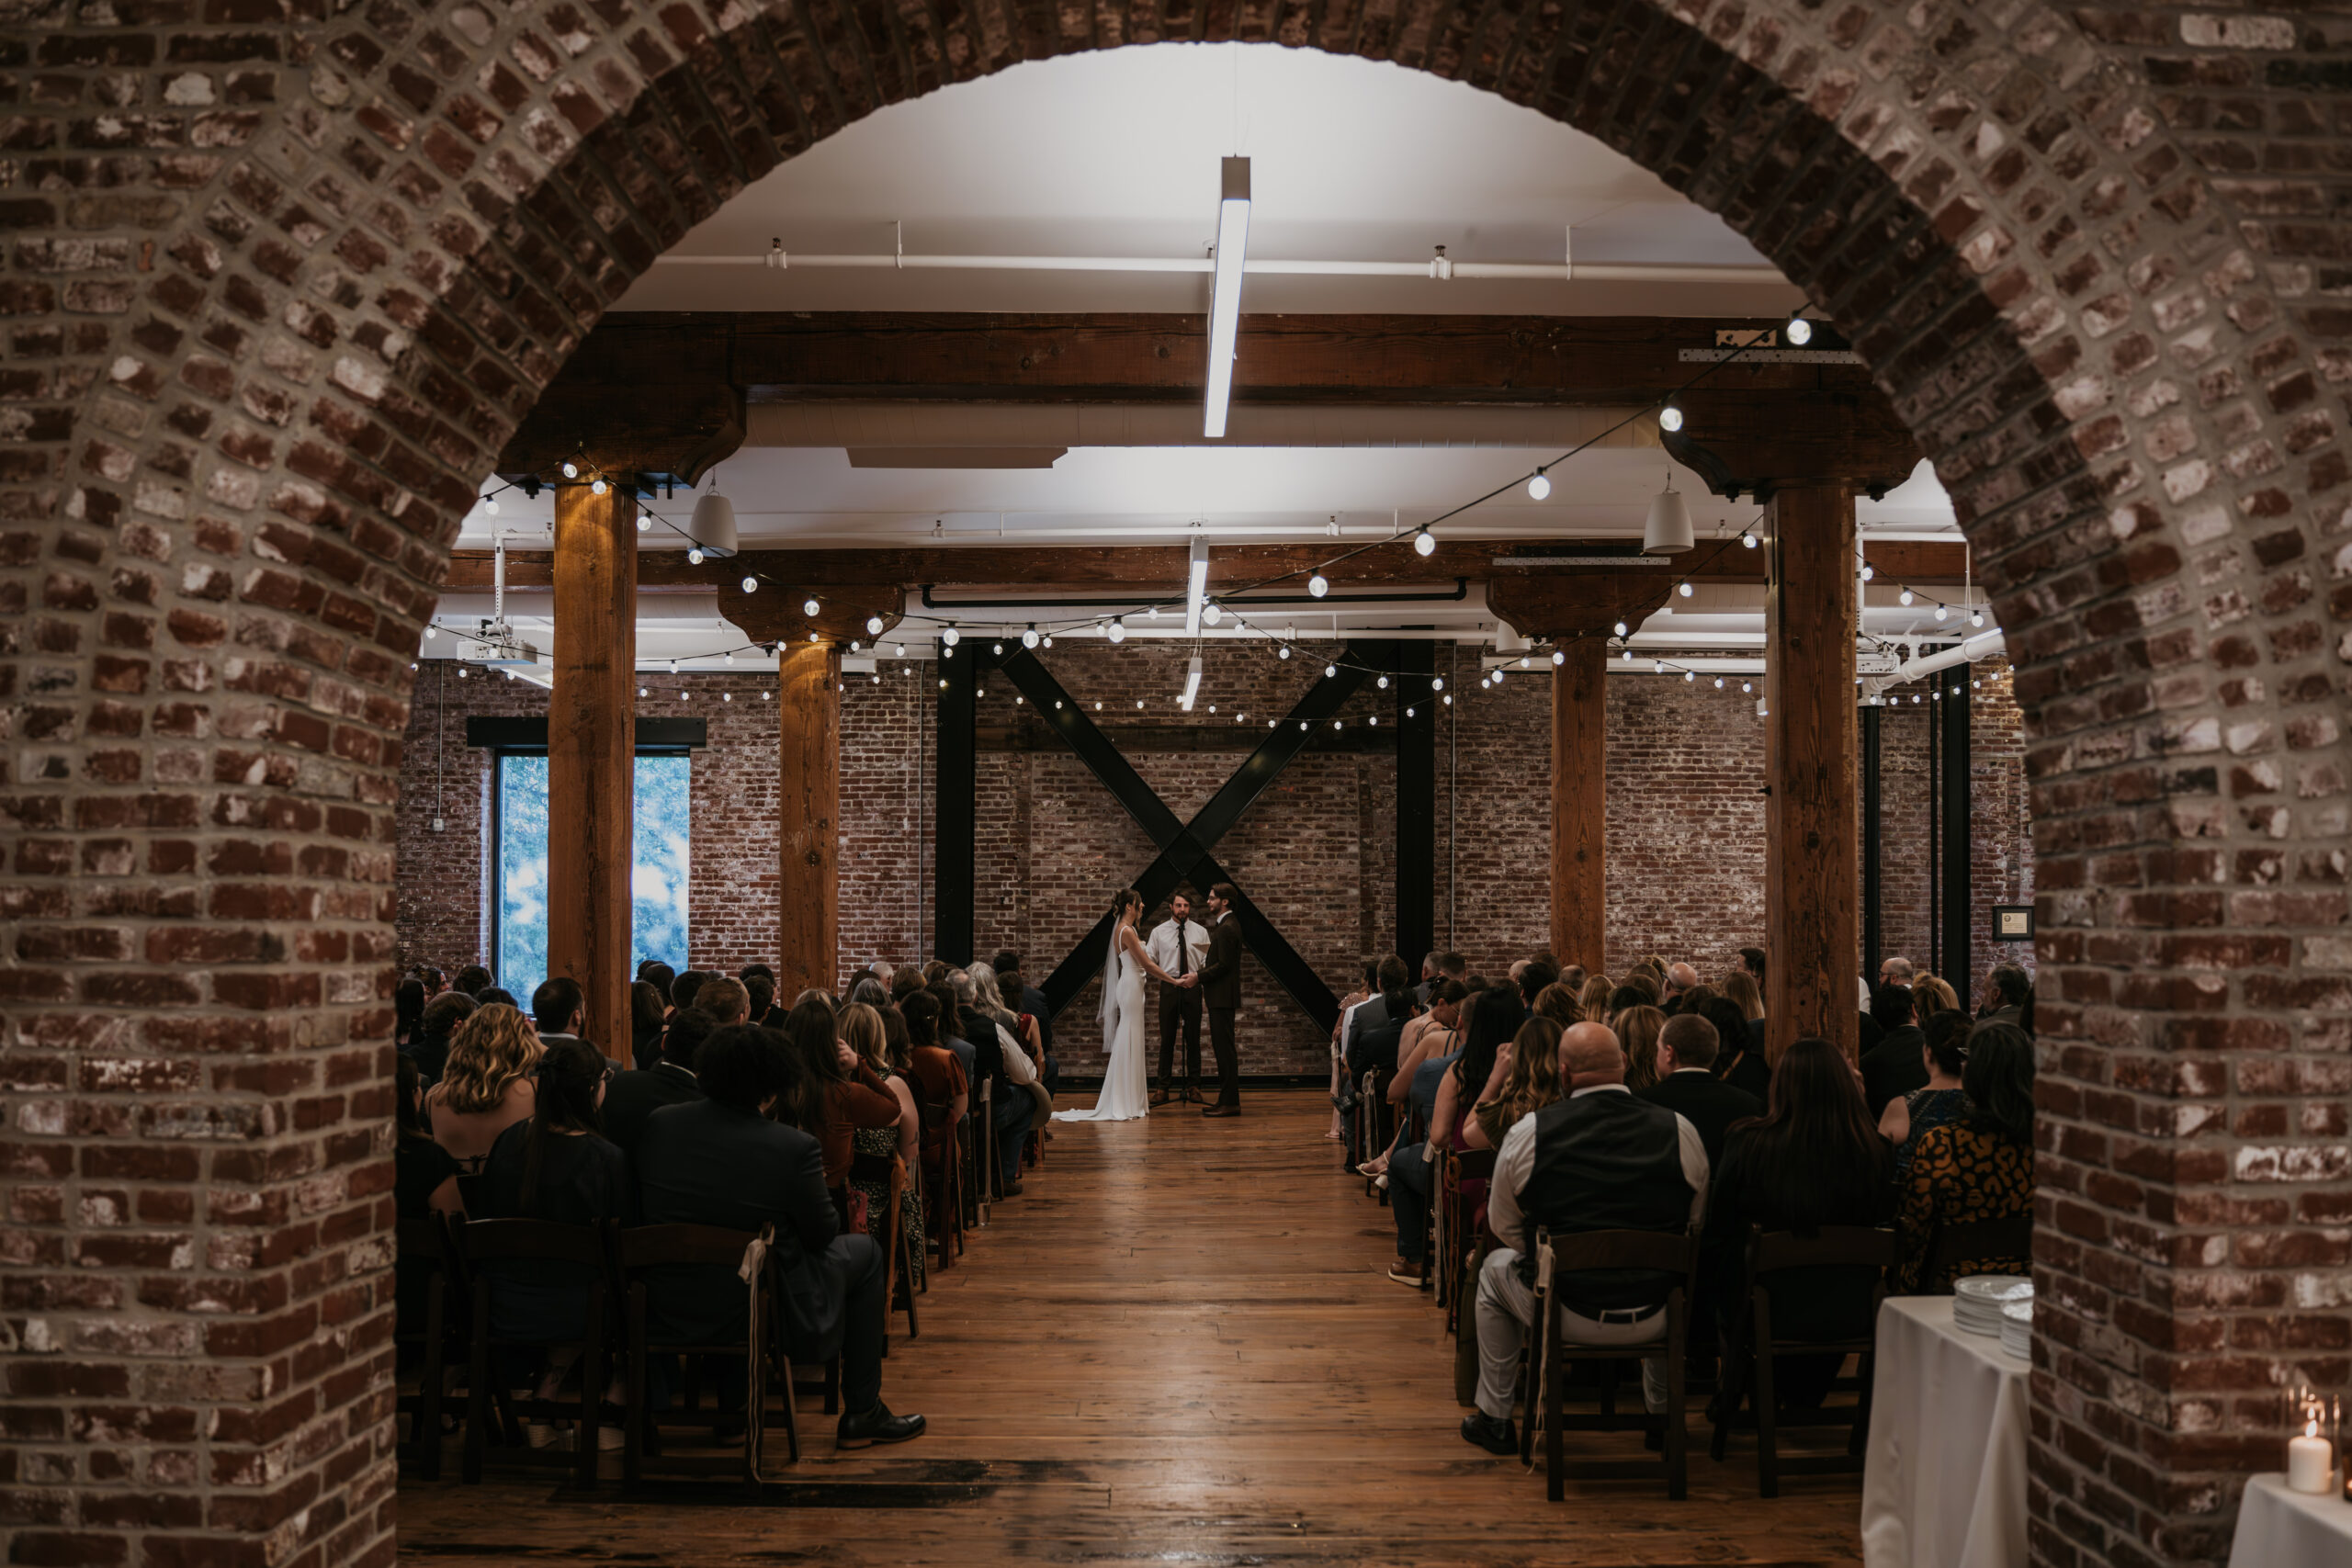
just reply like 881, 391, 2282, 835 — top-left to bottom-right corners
1195, 883, 1243, 1116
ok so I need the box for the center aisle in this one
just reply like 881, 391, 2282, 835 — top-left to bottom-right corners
398, 1089, 1864, 1565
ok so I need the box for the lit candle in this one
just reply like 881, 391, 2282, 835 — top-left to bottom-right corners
2288, 1415, 2333, 1495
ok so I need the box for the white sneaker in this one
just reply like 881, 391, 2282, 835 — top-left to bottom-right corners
525, 1421, 574, 1452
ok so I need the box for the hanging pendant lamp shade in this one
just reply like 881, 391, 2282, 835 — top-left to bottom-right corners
1643, 482, 1693, 555
690, 487, 739, 559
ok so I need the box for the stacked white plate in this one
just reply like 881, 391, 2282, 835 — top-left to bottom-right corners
1953, 1274, 2032, 1336
1999, 1299, 2033, 1359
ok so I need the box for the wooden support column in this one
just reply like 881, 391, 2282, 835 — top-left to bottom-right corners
547, 481, 637, 1055
1550, 637, 1608, 970
933, 644, 978, 965
777, 641, 842, 998
1763, 486, 1860, 1064
1394, 642, 1437, 969
1939, 675, 1973, 998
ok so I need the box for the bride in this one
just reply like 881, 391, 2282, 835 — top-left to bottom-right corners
1053, 888, 1183, 1122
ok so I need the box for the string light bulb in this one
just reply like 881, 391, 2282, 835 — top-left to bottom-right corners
1678, 581, 1693, 598
1971, 609, 1985, 627
688, 548, 704, 566
1860, 564, 1875, 581
741, 576, 757, 593
1684, 670, 1696, 682
424, 625, 438, 640
867, 615, 885, 635
1203, 603, 1223, 626
1714, 676, 1724, 689
1414, 525, 1438, 556
482, 496, 499, 515
1785, 312, 1814, 346
941, 626, 961, 647
636, 514, 650, 533
589, 478, 608, 495
1613, 620, 1628, 637
1277, 644, 1290, 660
992, 641, 1004, 656
561, 460, 579, 479
1741, 533, 1758, 548
1324, 663, 1337, 679
1307, 572, 1329, 598
1898, 588, 1914, 606
1108, 618, 1126, 644
1526, 469, 1551, 502
1934, 604, 1950, 621
1022, 626, 1041, 649
1377, 675, 1389, 689
1657, 400, 1684, 433
1430, 677, 1444, 692
1551, 650, 1565, 666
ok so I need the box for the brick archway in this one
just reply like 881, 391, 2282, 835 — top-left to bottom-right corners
3, 6, 2343, 1566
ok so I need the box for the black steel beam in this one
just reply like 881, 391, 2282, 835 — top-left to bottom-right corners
933, 643, 978, 965
1394, 642, 1438, 968
1000, 647, 1379, 1034
1939, 682, 1973, 995
1861, 703, 1883, 976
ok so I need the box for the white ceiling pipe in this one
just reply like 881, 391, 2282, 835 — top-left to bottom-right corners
1861, 627, 2003, 698
656, 250, 1786, 287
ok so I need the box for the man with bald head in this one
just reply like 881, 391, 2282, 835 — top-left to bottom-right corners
1461, 1022, 1709, 1456
1658, 962, 1701, 1014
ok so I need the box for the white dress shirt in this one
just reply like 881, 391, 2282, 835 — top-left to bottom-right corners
1486, 1084, 1710, 1255
1145, 918, 1209, 980
994, 1021, 1039, 1086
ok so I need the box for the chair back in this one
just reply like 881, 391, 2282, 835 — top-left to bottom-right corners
1752, 1225, 1898, 1275
396, 1214, 450, 1266
456, 1216, 608, 1269
1548, 1227, 1696, 1277
1926, 1213, 2033, 1281
1454, 1148, 1498, 1182
615, 1222, 763, 1271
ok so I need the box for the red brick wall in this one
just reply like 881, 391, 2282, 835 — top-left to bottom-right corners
8, 1, 2348, 1561
391, 667, 782, 982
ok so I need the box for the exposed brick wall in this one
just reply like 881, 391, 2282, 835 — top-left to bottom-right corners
5, 1, 2349, 1563
391, 667, 782, 983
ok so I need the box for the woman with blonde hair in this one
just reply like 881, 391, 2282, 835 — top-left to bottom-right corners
1721, 967, 1765, 1021
1532, 981, 1580, 1032
1577, 974, 1613, 1021
426, 1002, 542, 1171
1463, 1016, 1566, 1150
1913, 973, 1959, 1020
839, 1001, 924, 1284
1612, 1004, 1668, 1094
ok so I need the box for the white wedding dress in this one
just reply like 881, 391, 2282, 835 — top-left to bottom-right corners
1052, 927, 1150, 1122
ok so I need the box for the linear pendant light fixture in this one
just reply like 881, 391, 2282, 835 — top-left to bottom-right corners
1181, 654, 1204, 711
1185, 536, 1211, 638
1203, 157, 1251, 439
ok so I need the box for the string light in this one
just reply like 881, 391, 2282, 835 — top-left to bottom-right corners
1377, 675, 1389, 689
1431, 677, 1443, 692
590, 478, 608, 496
1658, 400, 1684, 433
1613, 620, 1628, 637
1108, 618, 1126, 643
941, 626, 961, 647
424, 625, 438, 639
991, 641, 1005, 656
1525, 470, 1551, 502
1023, 626, 1041, 649
1860, 564, 1875, 581
1785, 312, 1814, 346
1203, 603, 1224, 626
867, 615, 885, 635
1741, 533, 1758, 548
636, 515, 650, 533
1713, 676, 1724, 689
1678, 581, 1693, 598
1933, 604, 1949, 621
481, 496, 499, 515
1414, 525, 1438, 555
1406, 706, 1416, 717
1898, 589, 1914, 606
741, 576, 757, 593
688, 548, 705, 566
1324, 663, 1337, 678
1307, 572, 1329, 598
561, 461, 579, 479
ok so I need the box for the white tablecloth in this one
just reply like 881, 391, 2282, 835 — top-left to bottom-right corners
1860, 1295, 2030, 1568
2228, 1474, 2352, 1566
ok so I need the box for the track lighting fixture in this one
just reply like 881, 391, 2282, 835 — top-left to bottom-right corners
1203, 157, 1251, 439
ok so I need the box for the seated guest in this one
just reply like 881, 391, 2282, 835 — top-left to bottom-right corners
393, 1052, 464, 1371
1881, 1010, 1972, 1179
695, 976, 752, 1029
745, 975, 777, 1027
425, 1003, 541, 1172
418, 964, 447, 998
960, 980, 1045, 1198
639, 961, 677, 1013
1979, 964, 2033, 1031
1893, 1022, 2036, 1293
406, 990, 476, 1085
603, 1009, 712, 1159
901, 991, 971, 1132
1739, 946, 1767, 987
628, 980, 669, 1069
1559, 964, 1588, 995
453, 964, 492, 998
531, 976, 607, 1066
845, 976, 890, 1010
840, 1002, 923, 1281
1719, 969, 1768, 1055
1860, 984, 1928, 1116
670, 969, 715, 1016
1366, 981, 1514, 1179
477, 987, 518, 1010
395, 978, 426, 1054
1388, 977, 1469, 1117
1702, 995, 1772, 1101
1612, 1005, 1667, 1093
926, 980, 976, 1087
1637, 1013, 1762, 1168
1608, 980, 1657, 1014
473, 1038, 632, 1431
1385, 998, 1513, 1285
1658, 962, 1701, 1013
1879, 954, 1916, 989
1463, 1015, 1566, 1150
635, 1025, 924, 1448
1912, 973, 1960, 1021
889, 966, 925, 1006
1329, 958, 1379, 1140
991, 948, 1056, 1070
1337, 956, 1393, 1071
1532, 981, 1579, 1032
1464, 1023, 1709, 1455
1515, 958, 1557, 1016
1702, 1036, 1894, 1407
776, 995, 904, 1190
1577, 975, 1613, 1021
1343, 955, 1417, 1156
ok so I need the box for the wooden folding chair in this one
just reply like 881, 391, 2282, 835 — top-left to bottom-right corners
1438, 1147, 1498, 1329
455, 1216, 615, 1490
1710, 1224, 1895, 1495
394, 1213, 464, 1481
1514, 1226, 1699, 1501
1926, 1213, 2033, 1288
616, 1222, 797, 1486
919, 1100, 963, 1271
975, 1077, 995, 1227
847, 1149, 921, 1346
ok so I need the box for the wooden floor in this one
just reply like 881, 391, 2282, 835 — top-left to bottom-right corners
398, 1090, 1864, 1564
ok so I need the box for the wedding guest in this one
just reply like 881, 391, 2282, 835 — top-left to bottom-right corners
1913, 973, 1960, 1021
777, 994, 903, 1189
393, 1052, 463, 1371
1463, 1015, 1566, 1150
991, 947, 1056, 1065
628, 981, 669, 1069
634, 1025, 924, 1448
395, 979, 426, 1054
530, 976, 607, 1066
840, 1002, 923, 1283
424, 1004, 541, 1172
1860, 984, 1927, 1115
1385, 1004, 1524, 1286
1703, 994, 1772, 1101
603, 1009, 711, 1159
1702, 1036, 1894, 1407
407, 990, 476, 1085
1720, 969, 1768, 1055
1577, 974, 1614, 1021
1612, 1004, 1666, 1093
1532, 981, 1579, 1031
453, 964, 492, 998
1388, 978, 1469, 1118
1463, 1023, 1707, 1455
1880, 1010, 1972, 1179
1637, 1013, 1761, 1167
1893, 1022, 2036, 1293
695, 976, 752, 1029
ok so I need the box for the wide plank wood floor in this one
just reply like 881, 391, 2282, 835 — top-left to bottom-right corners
398, 1089, 1865, 1564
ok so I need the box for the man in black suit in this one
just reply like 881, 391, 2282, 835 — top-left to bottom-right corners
635, 1026, 924, 1449
990, 947, 1055, 1072
603, 1009, 713, 1159
1860, 984, 1928, 1116
530, 976, 608, 1066
1636, 1013, 1761, 1168
1193, 883, 1244, 1116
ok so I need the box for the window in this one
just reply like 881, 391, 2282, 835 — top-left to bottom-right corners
493, 753, 692, 999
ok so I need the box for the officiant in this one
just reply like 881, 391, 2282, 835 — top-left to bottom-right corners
1147, 889, 1211, 1106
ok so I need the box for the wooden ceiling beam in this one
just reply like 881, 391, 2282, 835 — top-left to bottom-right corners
438, 537, 1968, 594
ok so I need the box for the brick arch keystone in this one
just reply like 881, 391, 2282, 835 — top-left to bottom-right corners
2, 4, 2346, 1565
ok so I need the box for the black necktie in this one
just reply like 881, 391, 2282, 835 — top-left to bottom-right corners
1177, 926, 1189, 976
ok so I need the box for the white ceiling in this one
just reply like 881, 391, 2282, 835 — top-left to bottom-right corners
616, 44, 1802, 317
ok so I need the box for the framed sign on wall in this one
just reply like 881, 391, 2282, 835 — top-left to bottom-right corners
1993, 904, 2034, 942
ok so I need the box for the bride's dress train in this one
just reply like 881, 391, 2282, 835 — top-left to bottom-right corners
1052, 934, 1150, 1122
